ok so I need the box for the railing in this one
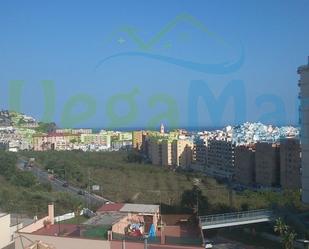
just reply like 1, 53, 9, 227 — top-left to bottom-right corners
199, 209, 272, 227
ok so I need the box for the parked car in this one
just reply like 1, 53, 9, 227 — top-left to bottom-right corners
78, 190, 85, 195
204, 240, 213, 249
62, 181, 69, 187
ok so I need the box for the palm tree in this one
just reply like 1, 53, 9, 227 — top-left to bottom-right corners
274, 218, 297, 249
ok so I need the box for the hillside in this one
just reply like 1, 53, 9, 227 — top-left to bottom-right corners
18, 150, 303, 215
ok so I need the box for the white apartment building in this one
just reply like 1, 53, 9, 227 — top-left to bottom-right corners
0, 213, 14, 249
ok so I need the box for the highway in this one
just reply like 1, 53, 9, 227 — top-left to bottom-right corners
17, 159, 112, 207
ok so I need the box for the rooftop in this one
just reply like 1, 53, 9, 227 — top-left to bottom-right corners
32, 224, 79, 237
0, 212, 8, 218
83, 212, 127, 226
120, 203, 160, 214
97, 203, 125, 213
298, 57, 309, 72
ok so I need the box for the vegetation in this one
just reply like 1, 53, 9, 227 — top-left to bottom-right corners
274, 218, 297, 249
0, 151, 82, 217
17, 150, 307, 216
35, 122, 57, 133
219, 225, 282, 249
0, 148, 304, 227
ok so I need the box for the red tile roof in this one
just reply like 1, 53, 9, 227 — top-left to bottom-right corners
97, 203, 124, 213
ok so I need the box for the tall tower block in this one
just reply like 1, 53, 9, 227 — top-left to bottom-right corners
298, 57, 309, 203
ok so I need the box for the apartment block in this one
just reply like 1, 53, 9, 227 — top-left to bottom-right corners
255, 142, 280, 187
207, 139, 235, 179
149, 139, 162, 165
234, 145, 255, 186
80, 133, 111, 148
193, 137, 208, 166
32, 133, 80, 151
280, 138, 301, 190
132, 131, 144, 150
55, 129, 92, 134
161, 139, 173, 166
298, 57, 309, 202
172, 139, 193, 168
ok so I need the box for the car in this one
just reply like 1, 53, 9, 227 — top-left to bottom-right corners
78, 190, 85, 195
62, 182, 69, 187
204, 240, 213, 249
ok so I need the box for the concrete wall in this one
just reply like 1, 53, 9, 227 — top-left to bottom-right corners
19, 216, 49, 234
16, 233, 111, 249
112, 213, 143, 234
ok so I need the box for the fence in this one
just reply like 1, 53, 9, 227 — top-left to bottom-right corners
54, 212, 75, 223
199, 209, 272, 227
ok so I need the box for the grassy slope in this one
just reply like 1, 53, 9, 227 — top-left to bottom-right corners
19, 151, 270, 211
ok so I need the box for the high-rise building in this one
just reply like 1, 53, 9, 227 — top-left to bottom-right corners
193, 137, 208, 166
280, 138, 301, 190
298, 57, 309, 202
148, 138, 162, 165
234, 145, 255, 186
255, 142, 280, 187
172, 139, 193, 168
207, 139, 235, 179
132, 131, 144, 150
161, 139, 173, 166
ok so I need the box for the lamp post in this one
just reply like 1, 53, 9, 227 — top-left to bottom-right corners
144, 234, 149, 249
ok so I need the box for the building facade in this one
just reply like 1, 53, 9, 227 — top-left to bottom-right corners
0, 213, 14, 249
80, 133, 111, 148
161, 139, 173, 166
255, 142, 280, 187
172, 139, 193, 168
298, 57, 309, 202
206, 139, 235, 179
193, 137, 208, 166
32, 133, 80, 151
234, 145, 255, 186
280, 138, 301, 190
132, 131, 144, 150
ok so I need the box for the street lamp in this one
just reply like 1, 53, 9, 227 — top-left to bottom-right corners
143, 233, 149, 249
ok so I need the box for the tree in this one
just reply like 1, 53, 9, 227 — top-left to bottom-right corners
274, 218, 297, 249
180, 185, 209, 215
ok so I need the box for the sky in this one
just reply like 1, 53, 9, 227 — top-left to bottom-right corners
0, 0, 308, 129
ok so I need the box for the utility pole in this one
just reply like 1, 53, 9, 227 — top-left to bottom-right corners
88, 168, 91, 209
144, 235, 148, 249
196, 190, 199, 216
122, 239, 126, 249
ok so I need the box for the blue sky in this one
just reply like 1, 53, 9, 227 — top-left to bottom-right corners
0, 0, 308, 129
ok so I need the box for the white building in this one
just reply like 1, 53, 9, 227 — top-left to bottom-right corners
0, 213, 14, 249
298, 57, 309, 203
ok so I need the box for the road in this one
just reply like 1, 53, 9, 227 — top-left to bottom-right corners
17, 159, 112, 207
